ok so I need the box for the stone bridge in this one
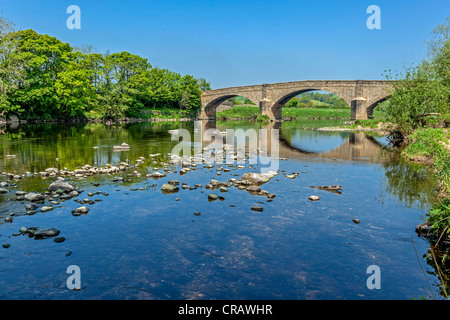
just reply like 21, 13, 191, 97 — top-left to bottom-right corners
200, 80, 393, 120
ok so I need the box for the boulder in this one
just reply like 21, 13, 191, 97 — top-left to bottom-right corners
161, 183, 179, 194
33, 228, 60, 238
48, 180, 75, 193
246, 185, 261, 193
24, 192, 45, 202
241, 171, 277, 185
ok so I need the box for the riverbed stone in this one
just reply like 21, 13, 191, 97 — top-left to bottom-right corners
0, 188, 8, 194
48, 180, 75, 193
246, 185, 261, 193
161, 183, 179, 194
40, 206, 54, 212
241, 172, 277, 185
208, 194, 218, 201
33, 228, 60, 238
72, 206, 89, 215
308, 196, 320, 201
24, 192, 45, 202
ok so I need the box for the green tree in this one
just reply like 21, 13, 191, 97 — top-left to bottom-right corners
385, 17, 450, 138
197, 77, 211, 91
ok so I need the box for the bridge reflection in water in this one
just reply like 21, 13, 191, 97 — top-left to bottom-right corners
199, 120, 393, 164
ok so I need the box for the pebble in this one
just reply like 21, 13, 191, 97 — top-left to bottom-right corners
208, 194, 218, 201
40, 206, 54, 212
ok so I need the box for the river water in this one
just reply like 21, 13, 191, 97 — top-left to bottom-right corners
0, 120, 443, 299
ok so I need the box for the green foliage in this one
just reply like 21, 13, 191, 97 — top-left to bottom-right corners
427, 198, 450, 236
0, 15, 207, 120
384, 17, 450, 138
402, 128, 450, 197
216, 106, 259, 119
285, 92, 349, 109
282, 107, 350, 119
256, 114, 270, 122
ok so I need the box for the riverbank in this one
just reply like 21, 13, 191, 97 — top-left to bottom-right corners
216, 106, 353, 120
405, 128, 450, 254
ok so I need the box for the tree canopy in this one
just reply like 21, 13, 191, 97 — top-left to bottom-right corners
0, 18, 206, 120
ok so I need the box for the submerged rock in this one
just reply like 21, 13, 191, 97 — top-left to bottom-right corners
34, 228, 60, 238
53, 237, 66, 243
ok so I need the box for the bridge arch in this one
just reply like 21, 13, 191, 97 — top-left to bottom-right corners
269, 89, 351, 119
203, 94, 258, 118
366, 95, 391, 119
200, 80, 393, 121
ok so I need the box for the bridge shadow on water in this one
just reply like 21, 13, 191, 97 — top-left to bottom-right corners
201, 119, 394, 164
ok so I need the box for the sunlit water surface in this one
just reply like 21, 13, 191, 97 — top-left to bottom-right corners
0, 120, 442, 299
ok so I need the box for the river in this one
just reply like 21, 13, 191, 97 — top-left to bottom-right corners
0, 119, 443, 299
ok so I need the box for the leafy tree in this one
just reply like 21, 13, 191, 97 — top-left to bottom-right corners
0, 15, 210, 120
385, 17, 450, 138
197, 77, 211, 91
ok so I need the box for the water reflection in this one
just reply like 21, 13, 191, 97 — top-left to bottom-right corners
0, 120, 443, 299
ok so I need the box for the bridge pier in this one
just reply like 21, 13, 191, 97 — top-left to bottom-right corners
259, 99, 278, 120
351, 97, 369, 121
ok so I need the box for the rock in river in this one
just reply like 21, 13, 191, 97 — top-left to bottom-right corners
208, 194, 218, 201
48, 180, 75, 193
246, 185, 261, 193
25, 192, 45, 202
72, 206, 89, 216
33, 228, 60, 238
0, 188, 8, 194
161, 183, 179, 194
241, 171, 278, 185
308, 196, 320, 201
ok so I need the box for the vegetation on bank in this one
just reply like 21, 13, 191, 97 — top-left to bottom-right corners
216, 105, 353, 120
384, 17, 450, 246
0, 15, 211, 121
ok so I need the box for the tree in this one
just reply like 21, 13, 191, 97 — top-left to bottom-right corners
385, 17, 450, 138
6, 29, 72, 118
197, 77, 211, 91
0, 15, 24, 116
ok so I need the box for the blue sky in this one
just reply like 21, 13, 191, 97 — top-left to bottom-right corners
1, 0, 449, 88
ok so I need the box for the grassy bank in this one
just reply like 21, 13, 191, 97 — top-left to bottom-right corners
83, 108, 198, 121
402, 128, 450, 238
216, 105, 353, 119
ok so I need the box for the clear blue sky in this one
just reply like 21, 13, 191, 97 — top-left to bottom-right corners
1, 0, 449, 89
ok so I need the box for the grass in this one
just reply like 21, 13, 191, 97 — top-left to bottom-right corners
216, 106, 352, 119
402, 128, 450, 238
282, 107, 350, 119
216, 106, 259, 119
